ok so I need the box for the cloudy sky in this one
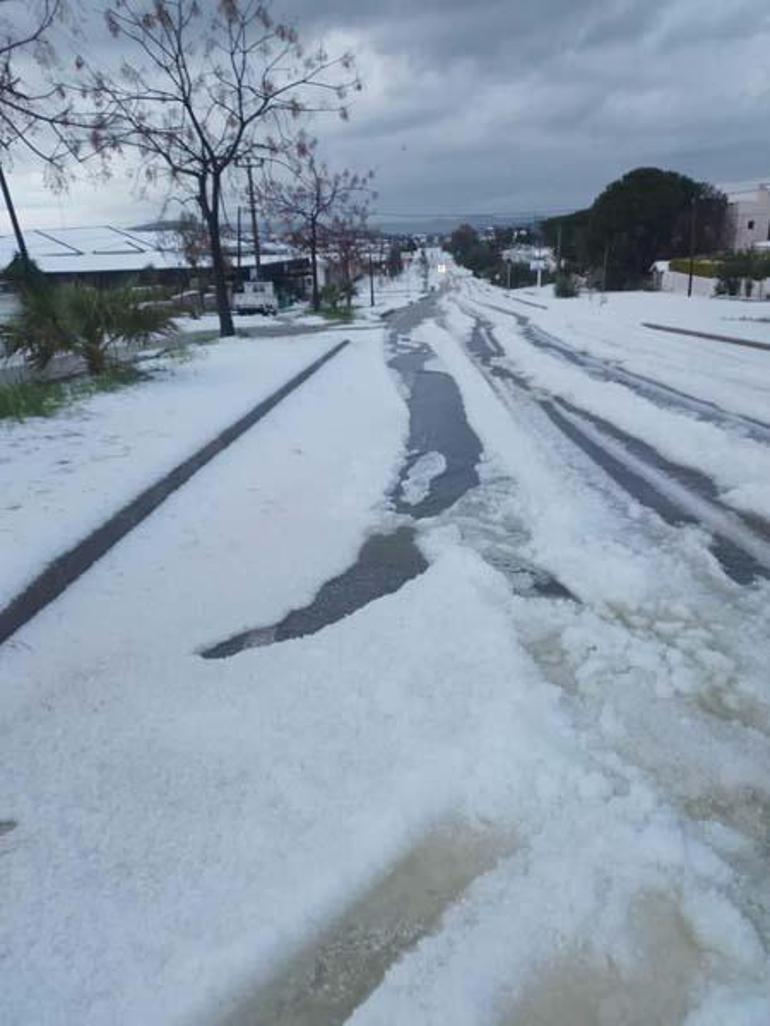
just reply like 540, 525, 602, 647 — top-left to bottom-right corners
5, 0, 770, 231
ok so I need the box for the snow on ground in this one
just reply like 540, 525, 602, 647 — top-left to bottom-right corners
2, 256, 768, 1024
0, 259, 429, 610
452, 274, 770, 520
465, 277, 770, 422
400, 451, 447, 506
0, 333, 340, 607
507, 279, 770, 346
4, 323, 768, 1023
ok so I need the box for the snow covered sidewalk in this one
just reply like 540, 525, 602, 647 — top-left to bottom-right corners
0, 331, 353, 608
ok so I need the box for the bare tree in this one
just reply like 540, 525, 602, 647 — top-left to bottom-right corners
0, 0, 66, 266
69, 0, 359, 337
162, 211, 212, 314
326, 204, 373, 310
262, 150, 373, 311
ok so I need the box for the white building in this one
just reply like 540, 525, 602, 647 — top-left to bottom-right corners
501, 245, 556, 271
722, 181, 770, 250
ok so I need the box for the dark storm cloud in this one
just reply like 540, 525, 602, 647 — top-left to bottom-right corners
7, 0, 770, 227
277, 0, 770, 220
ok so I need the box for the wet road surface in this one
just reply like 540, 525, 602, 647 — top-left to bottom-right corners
202, 295, 571, 659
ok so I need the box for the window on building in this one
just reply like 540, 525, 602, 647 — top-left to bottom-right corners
748, 219, 755, 230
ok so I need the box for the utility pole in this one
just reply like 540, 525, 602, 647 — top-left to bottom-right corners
556, 222, 563, 270
236, 206, 242, 274
246, 164, 261, 280
0, 164, 30, 271
236, 158, 265, 281
687, 196, 697, 298
369, 252, 375, 306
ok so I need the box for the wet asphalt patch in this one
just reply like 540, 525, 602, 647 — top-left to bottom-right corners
201, 528, 428, 659
389, 342, 483, 519
202, 298, 572, 659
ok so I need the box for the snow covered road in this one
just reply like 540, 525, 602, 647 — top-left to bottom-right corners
2, 262, 770, 1025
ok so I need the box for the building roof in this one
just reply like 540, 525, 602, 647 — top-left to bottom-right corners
0, 225, 297, 275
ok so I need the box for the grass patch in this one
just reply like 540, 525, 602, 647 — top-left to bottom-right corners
319, 306, 355, 323
0, 364, 148, 422
0, 379, 69, 420
668, 258, 720, 278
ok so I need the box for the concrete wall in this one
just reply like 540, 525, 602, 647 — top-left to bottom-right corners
655, 267, 769, 300
656, 268, 718, 297
727, 185, 770, 250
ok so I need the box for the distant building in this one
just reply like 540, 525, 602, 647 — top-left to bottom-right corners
501, 244, 556, 271
722, 181, 770, 250
0, 225, 313, 304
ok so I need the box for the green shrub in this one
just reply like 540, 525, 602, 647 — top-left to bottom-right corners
5, 282, 177, 376
319, 282, 344, 311
554, 273, 578, 298
0, 366, 146, 421
0, 380, 68, 420
668, 258, 720, 278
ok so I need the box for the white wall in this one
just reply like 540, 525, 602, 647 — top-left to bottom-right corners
657, 268, 717, 297
657, 267, 768, 300
727, 185, 770, 250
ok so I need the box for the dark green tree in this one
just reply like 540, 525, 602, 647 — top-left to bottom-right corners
585, 168, 727, 289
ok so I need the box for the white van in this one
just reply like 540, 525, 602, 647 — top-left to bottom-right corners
233, 280, 277, 316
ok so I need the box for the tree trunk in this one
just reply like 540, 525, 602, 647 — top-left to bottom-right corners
0, 164, 30, 272
199, 177, 234, 337
310, 223, 320, 311
84, 343, 107, 376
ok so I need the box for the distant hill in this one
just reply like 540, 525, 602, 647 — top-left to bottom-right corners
373, 213, 550, 237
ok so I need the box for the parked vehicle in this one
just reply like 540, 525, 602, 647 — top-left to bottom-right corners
232, 280, 277, 316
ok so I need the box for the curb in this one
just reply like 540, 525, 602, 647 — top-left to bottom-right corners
642, 322, 770, 353
0, 340, 350, 648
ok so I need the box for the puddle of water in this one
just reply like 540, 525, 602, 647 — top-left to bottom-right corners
201, 528, 428, 659
499, 892, 703, 1026
214, 821, 513, 1026
389, 344, 483, 520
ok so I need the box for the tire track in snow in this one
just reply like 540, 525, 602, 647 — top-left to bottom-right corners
456, 307, 770, 584
467, 296, 770, 445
